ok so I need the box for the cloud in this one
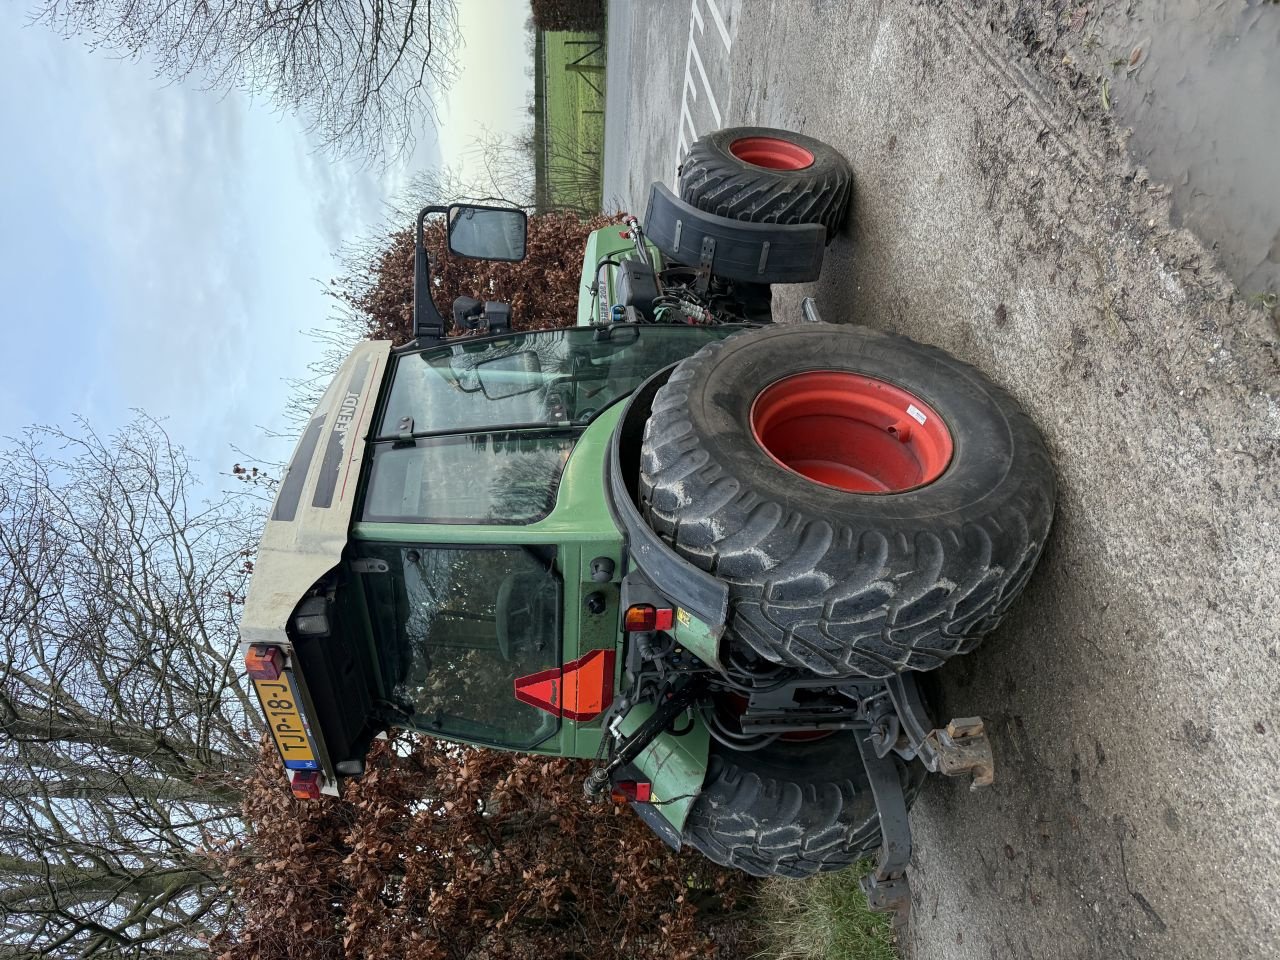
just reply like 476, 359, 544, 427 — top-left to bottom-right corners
0, 8, 525, 478
0, 20, 412, 472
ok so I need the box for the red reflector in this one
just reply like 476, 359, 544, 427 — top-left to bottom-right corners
610, 780, 653, 803
513, 649, 616, 722
290, 770, 322, 800
245, 644, 284, 681
654, 608, 675, 631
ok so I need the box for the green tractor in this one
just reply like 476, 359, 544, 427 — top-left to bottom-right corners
241, 127, 1055, 915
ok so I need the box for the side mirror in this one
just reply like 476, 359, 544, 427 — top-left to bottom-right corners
447, 205, 528, 262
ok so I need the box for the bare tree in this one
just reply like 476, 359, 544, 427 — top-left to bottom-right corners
0, 415, 264, 958
31, 0, 461, 161
394, 126, 540, 215
276, 129, 537, 428
537, 123, 604, 216
281, 115, 598, 431
278, 315, 374, 431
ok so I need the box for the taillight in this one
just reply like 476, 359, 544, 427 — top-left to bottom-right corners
610, 780, 653, 803
624, 604, 674, 632
245, 644, 284, 680
290, 770, 322, 800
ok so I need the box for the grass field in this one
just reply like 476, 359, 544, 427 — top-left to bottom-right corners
754, 863, 899, 960
535, 30, 606, 213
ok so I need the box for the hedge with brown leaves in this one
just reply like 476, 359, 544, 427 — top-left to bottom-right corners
214, 738, 751, 960
218, 213, 753, 959
335, 212, 619, 344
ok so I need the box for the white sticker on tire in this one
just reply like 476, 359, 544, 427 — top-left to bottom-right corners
907, 404, 927, 425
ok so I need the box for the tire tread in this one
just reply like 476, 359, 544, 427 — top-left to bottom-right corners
678, 127, 853, 240
682, 741, 925, 878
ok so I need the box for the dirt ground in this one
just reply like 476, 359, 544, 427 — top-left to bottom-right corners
603, 2, 1280, 957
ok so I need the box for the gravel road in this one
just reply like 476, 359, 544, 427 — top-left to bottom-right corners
603, 2, 1280, 957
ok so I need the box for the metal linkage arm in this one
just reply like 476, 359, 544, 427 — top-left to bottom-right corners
582, 675, 710, 798
856, 730, 913, 920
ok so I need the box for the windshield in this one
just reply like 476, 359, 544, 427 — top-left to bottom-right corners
378, 325, 741, 435
358, 543, 561, 749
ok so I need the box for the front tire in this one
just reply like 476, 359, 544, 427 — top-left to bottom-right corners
678, 126, 854, 242
639, 325, 1055, 678
681, 731, 925, 878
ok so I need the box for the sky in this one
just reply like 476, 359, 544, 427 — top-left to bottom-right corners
0, 0, 533, 480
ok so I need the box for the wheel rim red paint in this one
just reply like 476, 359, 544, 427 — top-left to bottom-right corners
750, 371, 954, 493
729, 136, 815, 170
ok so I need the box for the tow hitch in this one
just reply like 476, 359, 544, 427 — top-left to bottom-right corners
588, 646, 996, 926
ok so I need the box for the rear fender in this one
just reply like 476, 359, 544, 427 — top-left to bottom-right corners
643, 182, 826, 284
606, 364, 730, 632
605, 364, 735, 839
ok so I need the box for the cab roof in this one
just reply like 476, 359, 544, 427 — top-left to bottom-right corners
241, 340, 391, 653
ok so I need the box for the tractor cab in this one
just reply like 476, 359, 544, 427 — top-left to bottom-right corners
240, 201, 736, 798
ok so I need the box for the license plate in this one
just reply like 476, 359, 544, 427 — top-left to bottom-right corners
253, 674, 319, 770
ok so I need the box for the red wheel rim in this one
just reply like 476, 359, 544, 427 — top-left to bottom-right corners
750, 371, 954, 493
729, 136, 815, 170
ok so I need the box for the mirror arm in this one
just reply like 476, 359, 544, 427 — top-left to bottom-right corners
413, 205, 451, 343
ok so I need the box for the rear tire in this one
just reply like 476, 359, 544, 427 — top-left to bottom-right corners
679, 126, 853, 242
681, 731, 925, 878
639, 325, 1055, 678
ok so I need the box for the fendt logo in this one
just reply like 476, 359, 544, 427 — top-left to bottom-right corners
310, 355, 373, 510
331, 392, 360, 440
